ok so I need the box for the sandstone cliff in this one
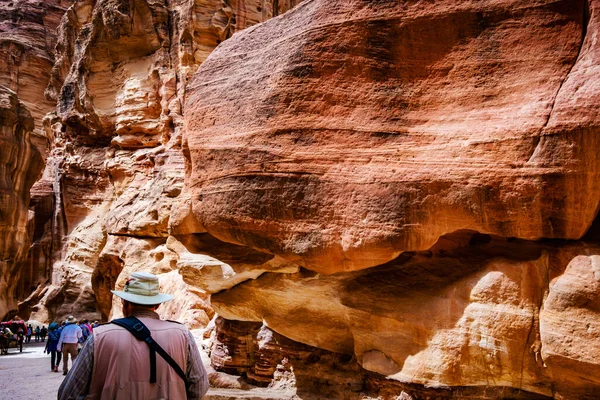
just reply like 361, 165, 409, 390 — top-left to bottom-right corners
0, 87, 43, 320
3, 0, 600, 398
14, 0, 301, 326
176, 0, 600, 398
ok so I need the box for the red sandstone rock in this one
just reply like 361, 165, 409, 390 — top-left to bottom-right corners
21, 0, 303, 322
180, 0, 600, 275
0, 87, 43, 319
177, 0, 600, 397
0, 0, 67, 153
210, 233, 600, 398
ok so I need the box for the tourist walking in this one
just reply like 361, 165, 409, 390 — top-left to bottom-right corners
79, 320, 91, 343
34, 325, 40, 342
26, 324, 32, 343
45, 322, 62, 372
40, 325, 48, 341
58, 272, 209, 399
57, 316, 82, 375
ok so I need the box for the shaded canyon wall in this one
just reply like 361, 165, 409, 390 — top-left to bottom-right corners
0, 0, 64, 320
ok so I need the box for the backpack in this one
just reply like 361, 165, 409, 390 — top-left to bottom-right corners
80, 325, 90, 342
48, 329, 60, 342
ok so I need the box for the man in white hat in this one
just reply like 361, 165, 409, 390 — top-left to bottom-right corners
57, 315, 82, 375
57, 272, 209, 399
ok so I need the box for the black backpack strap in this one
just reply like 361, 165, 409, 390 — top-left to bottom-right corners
111, 317, 188, 386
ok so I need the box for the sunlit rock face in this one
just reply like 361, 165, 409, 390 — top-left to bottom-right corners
22, 0, 303, 323
179, 0, 600, 397
0, 87, 43, 320
181, 0, 599, 274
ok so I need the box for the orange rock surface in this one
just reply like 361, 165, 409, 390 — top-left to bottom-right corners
177, 0, 600, 397
0, 87, 43, 319
2, 0, 600, 397
181, 0, 599, 274
13, 0, 302, 324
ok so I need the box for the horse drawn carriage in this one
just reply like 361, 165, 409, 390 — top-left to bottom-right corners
0, 320, 27, 354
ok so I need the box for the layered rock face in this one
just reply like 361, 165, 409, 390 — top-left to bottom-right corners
0, 0, 65, 147
3, 0, 600, 398
0, 87, 43, 319
181, 0, 598, 273
0, 0, 73, 320
16, 0, 302, 324
178, 0, 600, 397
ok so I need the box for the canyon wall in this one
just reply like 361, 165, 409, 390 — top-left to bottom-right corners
0, 87, 43, 320
0, 0, 62, 319
176, 0, 600, 398
2, 0, 600, 398
5, 0, 302, 325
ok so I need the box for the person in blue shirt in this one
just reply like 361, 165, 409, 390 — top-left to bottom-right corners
45, 322, 62, 372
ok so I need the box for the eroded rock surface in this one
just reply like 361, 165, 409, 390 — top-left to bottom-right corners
0, 0, 66, 149
19, 0, 303, 323
3, 0, 600, 398
181, 0, 599, 274
0, 87, 43, 319
0, 0, 71, 319
177, 0, 600, 397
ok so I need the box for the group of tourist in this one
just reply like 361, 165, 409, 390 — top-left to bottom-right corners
5, 272, 209, 399
44, 317, 98, 374
24, 324, 47, 342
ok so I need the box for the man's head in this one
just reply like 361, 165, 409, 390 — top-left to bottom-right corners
111, 272, 173, 316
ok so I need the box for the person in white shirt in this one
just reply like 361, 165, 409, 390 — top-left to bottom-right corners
57, 316, 82, 375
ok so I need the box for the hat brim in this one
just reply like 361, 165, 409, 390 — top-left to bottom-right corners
111, 290, 174, 305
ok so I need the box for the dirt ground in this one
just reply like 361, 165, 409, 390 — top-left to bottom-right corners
0, 340, 297, 400
0, 340, 65, 399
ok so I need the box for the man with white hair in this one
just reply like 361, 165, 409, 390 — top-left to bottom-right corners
58, 272, 209, 399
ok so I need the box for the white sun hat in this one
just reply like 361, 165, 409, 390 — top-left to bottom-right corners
111, 272, 174, 305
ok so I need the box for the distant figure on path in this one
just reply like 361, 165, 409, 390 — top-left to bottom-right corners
45, 322, 62, 372
40, 325, 48, 342
34, 326, 40, 342
26, 324, 32, 343
16, 326, 24, 352
57, 316, 82, 375
58, 272, 209, 400
79, 320, 91, 344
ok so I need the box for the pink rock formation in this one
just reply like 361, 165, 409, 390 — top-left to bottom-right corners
177, 0, 600, 397
0, 87, 43, 319
0, 0, 67, 152
3, 0, 600, 397
181, 0, 599, 274
17, 0, 302, 323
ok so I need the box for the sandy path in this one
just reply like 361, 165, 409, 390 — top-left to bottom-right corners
0, 341, 65, 399
0, 339, 297, 400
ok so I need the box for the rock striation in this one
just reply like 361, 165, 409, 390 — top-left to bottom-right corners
11, 0, 303, 324
0, 0, 66, 153
0, 87, 43, 320
181, 0, 599, 274
3, 0, 600, 398
177, 0, 600, 397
